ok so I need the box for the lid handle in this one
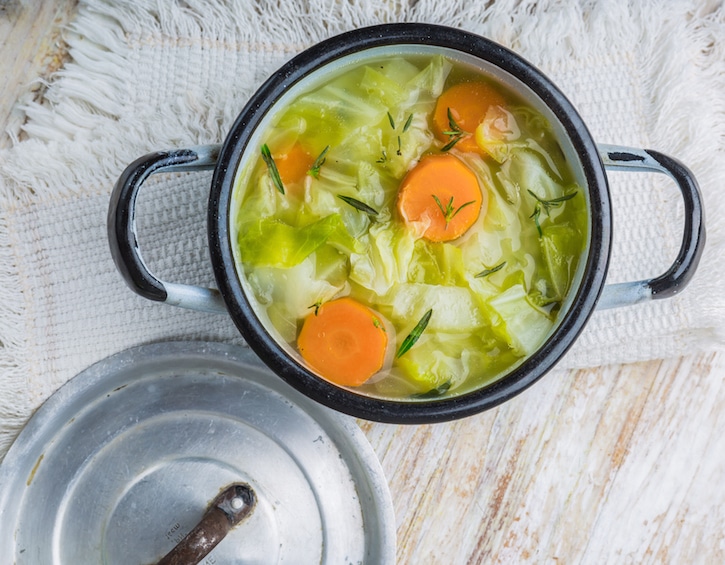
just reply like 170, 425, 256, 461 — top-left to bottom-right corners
156, 483, 256, 565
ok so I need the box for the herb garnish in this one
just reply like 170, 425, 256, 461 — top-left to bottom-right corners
475, 261, 506, 278
260, 143, 285, 194
441, 108, 469, 152
381, 112, 414, 160
397, 309, 433, 358
308, 301, 322, 316
307, 145, 330, 178
337, 194, 379, 216
411, 380, 451, 399
432, 194, 476, 229
387, 111, 396, 129
528, 190, 578, 236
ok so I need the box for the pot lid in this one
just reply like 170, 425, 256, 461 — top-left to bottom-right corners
0, 341, 395, 564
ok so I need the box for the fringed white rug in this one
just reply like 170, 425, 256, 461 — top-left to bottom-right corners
0, 0, 723, 456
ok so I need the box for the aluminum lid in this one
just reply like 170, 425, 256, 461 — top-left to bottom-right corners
0, 341, 395, 564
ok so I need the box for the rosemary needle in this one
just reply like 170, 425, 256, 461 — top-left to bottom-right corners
475, 261, 506, 278
260, 143, 285, 194
337, 194, 379, 216
307, 145, 330, 178
397, 309, 433, 358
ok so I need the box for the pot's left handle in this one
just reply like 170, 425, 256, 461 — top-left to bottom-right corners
108, 145, 228, 314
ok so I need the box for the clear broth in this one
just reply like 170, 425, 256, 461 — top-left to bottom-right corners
231, 50, 589, 400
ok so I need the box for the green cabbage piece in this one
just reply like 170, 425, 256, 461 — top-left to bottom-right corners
484, 284, 554, 356
408, 240, 467, 286
377, 56, 451, 178
497, 150, 565, 206
234, 167, 292, 222
247, 255, 346, 342
315, 244, 350, 288
349, 223, 415, 296
362, 57, 421, 93
407, 55, 452, 100
395, 332, 490, 392
289, 55, 449, 180
270, 55, 450, 178
377, 113, 434, 179
379, 283, 486, 333
296, 84, 385, 129
360, 65, 410, 108
476, 106, 565, 178
303, 161, 397, 238
302, 168, 373, 238
237, 214, 361, 268
540, 223, 579, 301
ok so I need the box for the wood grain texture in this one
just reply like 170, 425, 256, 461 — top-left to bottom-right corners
1, 2, 723, 563
361, 353, 725, 563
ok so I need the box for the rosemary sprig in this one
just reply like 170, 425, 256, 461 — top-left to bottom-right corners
308, 301, 322, 316
411, 380, 451, 399
432, 194, 476, 229
397, 309, 433, 358
475, 261, 506, 278
387, 111, 396, 129
441, 108, 469, 152
379, 112, 414, 161
337, 194, 379, 216
388, 111, 414, 132
307, 145, 330, 178
529, 205, 542, 236
260, 144, 285, 194
528, 190, 578, 236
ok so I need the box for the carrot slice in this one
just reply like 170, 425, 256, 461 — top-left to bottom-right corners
433, 82, 506, 153
297, 297, 388, 387
397, 154, 484, 242
274, 143, 315, 189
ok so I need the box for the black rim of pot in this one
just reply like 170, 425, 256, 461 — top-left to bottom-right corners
208, 23, 611, 424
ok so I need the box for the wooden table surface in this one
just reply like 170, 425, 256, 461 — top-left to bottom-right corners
2, 2, 723, 563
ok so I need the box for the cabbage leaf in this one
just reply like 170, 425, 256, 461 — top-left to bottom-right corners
485, 284, 553, 356
238, 214, 361, 268
349, 223, 415, 295
247, 255, 348, 341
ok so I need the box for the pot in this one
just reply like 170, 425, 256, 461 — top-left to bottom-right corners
108, 23, 705, 424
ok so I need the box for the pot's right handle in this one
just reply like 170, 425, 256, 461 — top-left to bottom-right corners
596, 144, 705, 309
108, 144, 228, 314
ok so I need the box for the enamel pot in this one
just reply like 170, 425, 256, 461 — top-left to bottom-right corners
108, 23, 705, 424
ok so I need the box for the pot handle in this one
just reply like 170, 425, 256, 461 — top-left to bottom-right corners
108, 144, 228, 313
596, 144, 705, 309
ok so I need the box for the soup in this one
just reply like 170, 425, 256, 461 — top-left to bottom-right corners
231, 52, 588, 399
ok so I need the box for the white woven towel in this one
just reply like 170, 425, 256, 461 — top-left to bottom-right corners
0, 0, 723, 455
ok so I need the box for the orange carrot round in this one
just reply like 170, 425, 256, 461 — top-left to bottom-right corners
275, 143, 315, 188
433, 82, 506, 153
397, 154, 484, 242
297, 297, 388, 387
